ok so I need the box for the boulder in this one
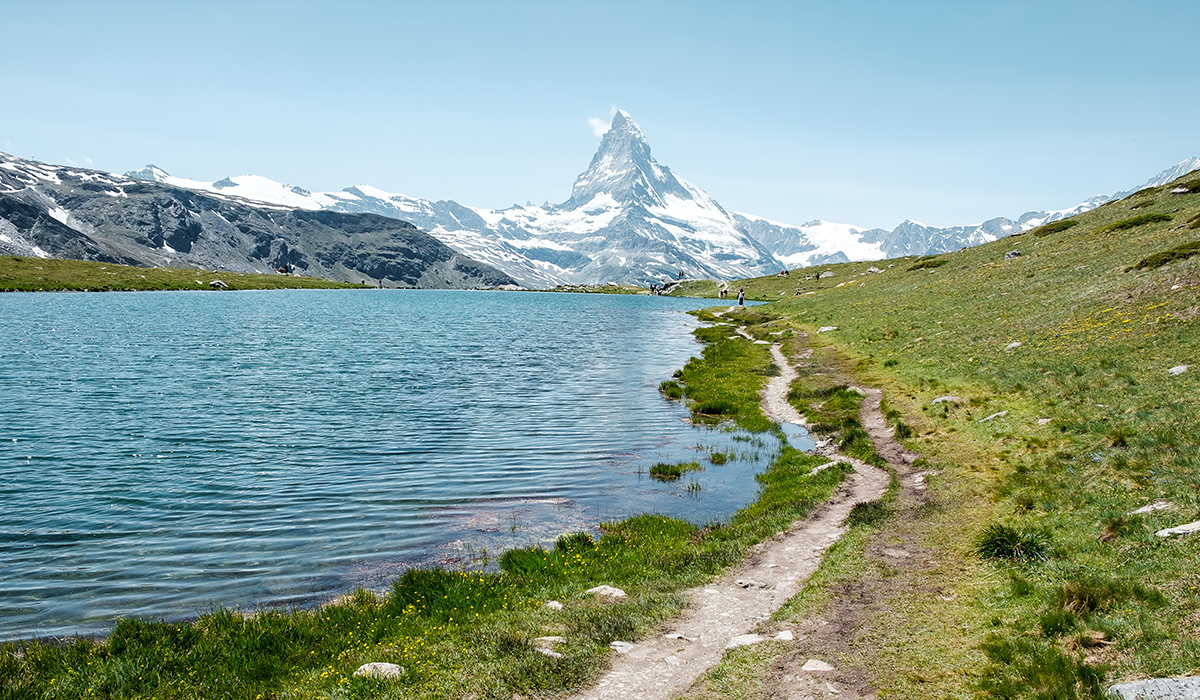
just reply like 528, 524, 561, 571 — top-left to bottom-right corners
726, 633, 763, 648
208, 279, 228, 289
1005, 250, 1021, 260
1108, 677, 1200, 699
1155, 520, 1200, 538
931, 395, 963, 404
586, 585, 627, 599
1169, 364, 1189, 376
353, 662, 404, 679
609, 641, 635, 653
802, 659, 835, 672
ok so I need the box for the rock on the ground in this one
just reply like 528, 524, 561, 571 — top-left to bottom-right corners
538, 648, 564, 658
801, 659, 835, 672
931, 395, 963, 404
1108, 676, 1200, 699
1005, 341, 1022, 351
774, 630, 795, 641
1155, 520, 1200, 538
1169, 364, 1190, 376
980, 410, 1008, 422
1131, 501, 1174, 515
545, 600, 564, 611
609, 641, 635, 653
586, 585, 627, 598
817, 326, 838, 333
354, 662, 404, 679
726, 633, 764, 648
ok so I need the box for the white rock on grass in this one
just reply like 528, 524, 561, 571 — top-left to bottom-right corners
931, 395, 963, 404
1168, 364, 1189, 375
817, 326, 838, 333
980, 410, 1008, 422
802, 659, 835, 672
1131, 501, 1174, 515
1109, 676, 1200, 700
586, 585, 627, 599
1037, 418, 1053, 425
609, 641, 635, 653
1005, 341, 1022, 351
354, 662, 404, 679
538, 648, 564, 658
774, 630, 795, 641
1155, 520, 1200, 538
545, 600, 564, 611
726, 633, 763, 648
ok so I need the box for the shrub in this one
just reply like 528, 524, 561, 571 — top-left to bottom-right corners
1097, 212, 1172, 234
883, 358, 900, 367
974, 524, 1049, 562
1130, 240, 1200, 270
1189, 212, 1200, 230
1031, 219, 1079, 238
907, 256, 948, 271
709, 451, 728, 465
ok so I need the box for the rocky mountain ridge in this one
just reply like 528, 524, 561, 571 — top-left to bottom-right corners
0, 153, 517, 289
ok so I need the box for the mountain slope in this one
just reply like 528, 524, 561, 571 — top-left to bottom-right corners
0, 153, 517, 289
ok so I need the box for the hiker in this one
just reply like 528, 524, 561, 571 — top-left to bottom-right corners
737, 288, 745, 306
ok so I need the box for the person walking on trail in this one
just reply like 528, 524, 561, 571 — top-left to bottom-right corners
737, 288, 745, 306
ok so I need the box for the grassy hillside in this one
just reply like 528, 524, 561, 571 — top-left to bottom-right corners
676, 173, 1200, 696
0, 256, 373, 292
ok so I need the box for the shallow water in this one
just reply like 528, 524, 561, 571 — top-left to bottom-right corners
0, 289, 800, 641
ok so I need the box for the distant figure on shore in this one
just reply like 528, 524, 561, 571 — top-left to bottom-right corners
678, 270, 684, 280
737, 288, 745, 306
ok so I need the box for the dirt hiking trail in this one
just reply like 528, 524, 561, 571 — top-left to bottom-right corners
571, 332, 893, 700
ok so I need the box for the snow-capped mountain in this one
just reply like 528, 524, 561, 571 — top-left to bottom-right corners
118, 115, 1199, 285
127, 112, 782, 287
0, 152, 517, 289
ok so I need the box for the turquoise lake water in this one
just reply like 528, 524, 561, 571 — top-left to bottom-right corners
0, 289, 801, 641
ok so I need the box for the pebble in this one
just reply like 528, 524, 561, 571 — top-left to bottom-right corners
545, 600, 564, 611
802, 659, 835, 672
726, 633, 763, 648
1168, 364, 1189, 376
609, 641, 635, 653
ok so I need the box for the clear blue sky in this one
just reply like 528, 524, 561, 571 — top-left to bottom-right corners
3, 0, 1198, 229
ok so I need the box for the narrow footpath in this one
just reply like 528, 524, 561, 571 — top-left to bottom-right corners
571, 330, 892, 700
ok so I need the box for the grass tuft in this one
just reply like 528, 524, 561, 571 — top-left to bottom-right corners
974, 524, 1049, 562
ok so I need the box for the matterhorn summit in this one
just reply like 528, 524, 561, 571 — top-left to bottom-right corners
564, 110, 712, 212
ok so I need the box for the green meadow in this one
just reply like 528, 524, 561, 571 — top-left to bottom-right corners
672, 172, 1200, 698
0, 256, 371, 292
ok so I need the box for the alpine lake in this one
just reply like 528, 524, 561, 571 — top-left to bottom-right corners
0, 289, 808, 641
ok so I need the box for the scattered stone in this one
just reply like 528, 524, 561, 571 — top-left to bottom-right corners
774, 630, 795, 641
819, 271, 835, 278
867, 266, 882, 273
1037, 418, 1053, 426
810, 461, 839, 475
1131, 501, 1174, 515
735, 579, 771, 589
1108, 676, 1200, 700
535, 636, 566, 646
545, 600, 563, 611
586, 585, 627, 598
1005, 250, 1021, 260
663, 632, 696, 641
726, 633, 764, 648
1168, 364, 1189, 376
1155, 520, 1200, 538
1005, 341, 1022, 351
609, 641, 635, 654
754, 339, 771, 345
354, 662, 405, 679
980, 410, 1008, 422
208, 279, 228, 289
931, 395, 963, 404
817, 326, 838, 333
538, 648, 564, 658
801, 659, 835, 672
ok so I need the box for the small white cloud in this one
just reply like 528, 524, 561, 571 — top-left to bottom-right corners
83, 156, 93, 166
64, 156, 78, 166
588, 117, 609, 137
588, 105, 620, 137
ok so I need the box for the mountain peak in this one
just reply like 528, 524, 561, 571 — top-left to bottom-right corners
563, 111, 709, 212
126, 165, 171, 182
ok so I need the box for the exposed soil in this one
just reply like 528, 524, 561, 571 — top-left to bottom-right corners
571, 334, 893, 700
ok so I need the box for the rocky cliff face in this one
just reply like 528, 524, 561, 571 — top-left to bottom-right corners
0, 153, 517, 289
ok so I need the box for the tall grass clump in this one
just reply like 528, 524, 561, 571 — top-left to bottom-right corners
974, 524, 1049, 562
